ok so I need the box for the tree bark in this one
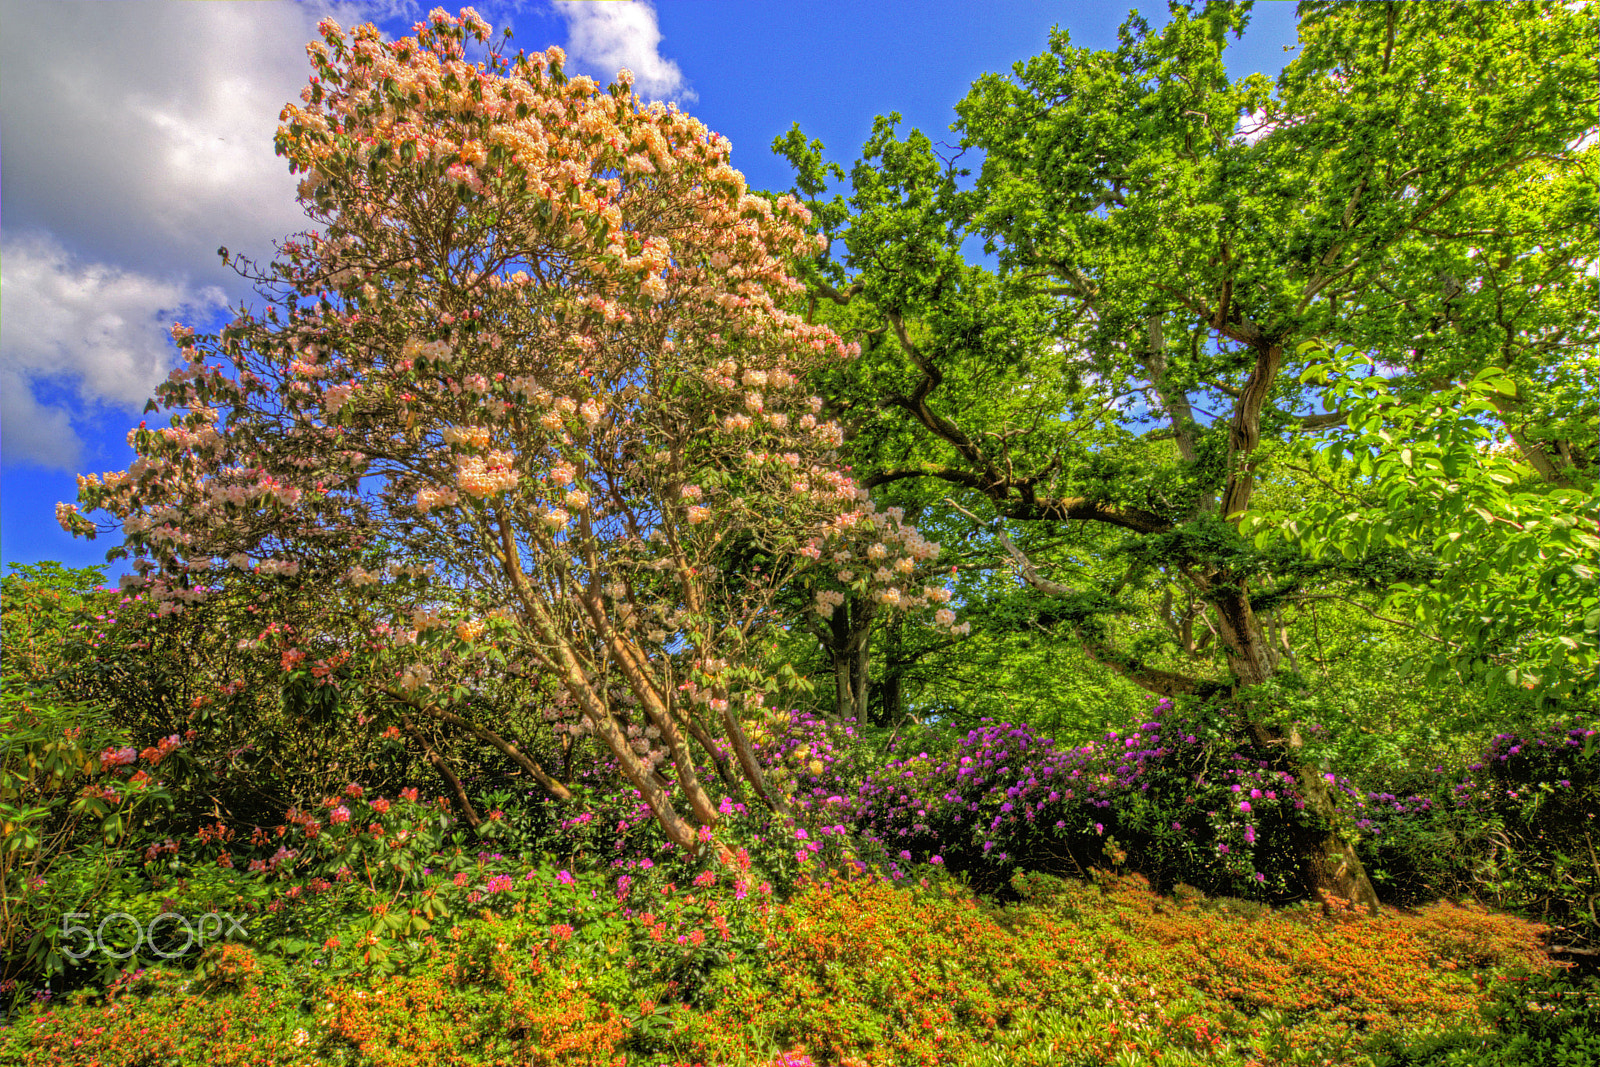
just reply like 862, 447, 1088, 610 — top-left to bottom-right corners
1244, 714, 1383, 915
824, 593, 877, 723
876, 672, 904, 728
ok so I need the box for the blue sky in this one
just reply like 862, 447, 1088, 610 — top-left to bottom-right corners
0, 0, 1301, 578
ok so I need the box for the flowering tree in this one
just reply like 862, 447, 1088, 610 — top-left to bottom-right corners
62, 8, 956, 857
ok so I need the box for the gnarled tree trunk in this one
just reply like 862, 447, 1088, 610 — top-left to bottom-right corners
1208, 575, 1381, 914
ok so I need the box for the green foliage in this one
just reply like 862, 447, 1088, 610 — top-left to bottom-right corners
0, 687, 177, 997
1369, 968, 1600, 1067
1248, 350, 1599, 704
1, 562, 113, 683
1356, 724, 1600, 953
772, 0, 1597, 722
4, 3, 1597, 1059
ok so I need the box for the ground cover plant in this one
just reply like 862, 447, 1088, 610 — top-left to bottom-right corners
4, 2, 1597, 1065
1, 860, 1588, 1067
5, 663, 1596, 1064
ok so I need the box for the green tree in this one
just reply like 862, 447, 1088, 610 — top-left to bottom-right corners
775, 0, 1596, 908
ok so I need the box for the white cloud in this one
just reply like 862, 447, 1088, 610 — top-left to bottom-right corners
554, 0, 694, 102
0, 0, 381, 468
0, 0, 339, 287
0, 367, 83, 471
0, 233, 227, 470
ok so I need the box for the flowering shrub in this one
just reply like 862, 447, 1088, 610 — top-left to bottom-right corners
0, 686, 180, 997
3, 856, 1569, 1067
678, 871, 1558, 1067
770, 700, 1326, 899
6, 950, 325, 1067
63, 5, 960, 861
1352, 722, 1599, 951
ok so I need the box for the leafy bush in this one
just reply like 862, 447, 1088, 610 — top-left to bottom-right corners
773, 701, 1331, 900
1369, 966, 1600, 1067
1, 686, 182, 997
1354, 723, 1599, 950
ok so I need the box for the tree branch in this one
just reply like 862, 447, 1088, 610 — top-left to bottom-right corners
1292, 411, 1348, 431
1289, 594, 1465, 650
377, 684, 575, 802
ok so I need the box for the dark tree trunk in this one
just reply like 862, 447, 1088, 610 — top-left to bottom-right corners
824, 593, 876, 724
875, 672, 903, 728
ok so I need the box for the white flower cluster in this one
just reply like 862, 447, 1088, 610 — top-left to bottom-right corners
455, 452, 519, 498
346, 565, 381, 587
401, 337, 453, 365
415, 487, 460, 513
441, 425, 492, 449
814, 588, 846, 616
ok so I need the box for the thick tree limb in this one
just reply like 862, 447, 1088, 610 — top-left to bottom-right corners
396, 712, 483, 827
1141, 314, 1199, 463
812, 280, 863, 306
947, 497, 1215, 697
378, 684, 575, 803
869, 465, 1170, 533
1293, 411, 1348, 431
1220, 341, 1285, 518
884, 310, 1007, 486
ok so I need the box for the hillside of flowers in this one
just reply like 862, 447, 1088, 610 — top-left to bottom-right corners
4, 568, 1597, 1065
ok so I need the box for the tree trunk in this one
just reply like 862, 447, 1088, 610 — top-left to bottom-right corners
825, 593, 877, 723
876, 672, 904, 728
1210, 578, 1382, 914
